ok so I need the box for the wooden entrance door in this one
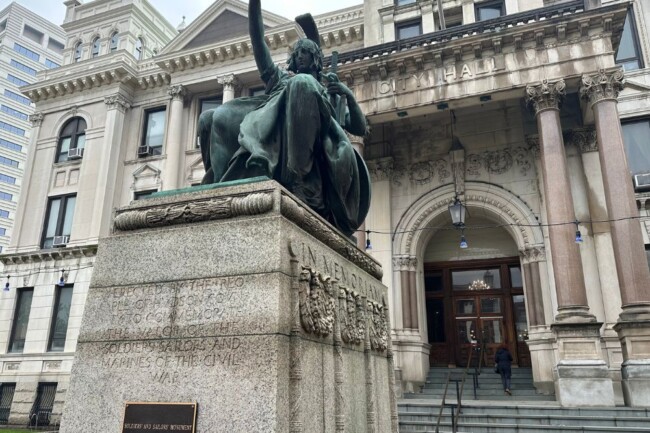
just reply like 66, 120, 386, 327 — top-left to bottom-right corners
424, 258, 531, 367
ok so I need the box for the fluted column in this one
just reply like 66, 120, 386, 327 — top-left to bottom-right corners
526, 79, 594, 323
527, 80, 613, 407
164, 84, 187, 190
218, 74, 238, 103
582, 68, 650, 407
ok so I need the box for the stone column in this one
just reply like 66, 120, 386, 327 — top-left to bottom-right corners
395, 256, 412, 330
164, 84, 187, 191
526, 79, 593, 323
581, 68, 650, 407
526, 79, 614, 407
462, 0, 476, 25
348, 132, 366, 250
520, 246, 547, 328
218, 74, 238, 103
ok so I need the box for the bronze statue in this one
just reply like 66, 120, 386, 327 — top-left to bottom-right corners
197, 0, 370, 237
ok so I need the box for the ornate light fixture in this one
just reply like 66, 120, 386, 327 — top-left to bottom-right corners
448, 196, 467, 227
469, 280, 490, 290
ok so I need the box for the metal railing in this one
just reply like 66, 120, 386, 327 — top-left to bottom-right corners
434, 336, 486, 433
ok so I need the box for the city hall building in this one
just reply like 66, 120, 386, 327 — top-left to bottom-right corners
0, 0, 648, 425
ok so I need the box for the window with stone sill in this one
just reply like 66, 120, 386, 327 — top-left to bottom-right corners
615, 10, 643, 71
56, 117, 86, 163
134, 37, 144, 61
41, 194, 76, 249
396, 19, 422, 40
141, 107, 166, 156
110, 32, 119, 52
91, 37, 100, 58
395, 0, 416, 6
48, 285, 73, 352
196, 98, 222, 148
73, 41, 82, 62
133, 189, 158, 201
8, 288, 33, 353
475, 0, 504, 21
622, 118, 650, 176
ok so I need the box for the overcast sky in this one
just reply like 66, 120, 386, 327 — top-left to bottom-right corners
2, 0, 361, 27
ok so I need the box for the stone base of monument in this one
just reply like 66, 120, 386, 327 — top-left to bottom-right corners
59, 178, 398, 433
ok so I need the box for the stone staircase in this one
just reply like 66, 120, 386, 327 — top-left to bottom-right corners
398, 367, 650, 432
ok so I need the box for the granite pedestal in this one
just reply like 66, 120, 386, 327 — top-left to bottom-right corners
59, 179, 398, 433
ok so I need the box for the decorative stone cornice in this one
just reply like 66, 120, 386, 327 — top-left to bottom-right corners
565, 127, 598, 153
580, 68, 625, 106
104, 94, 131, 112
525, 79, 566, 115
217, 74, 238, 90
29, 112, 44, 127
0, 245, 98, 265
366, 157, 394, 182
519, 245, 546, 264
392, 256, 416, 271
167, 84, 187, 101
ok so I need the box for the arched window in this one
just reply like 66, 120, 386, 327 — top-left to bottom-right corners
110, 32, 118, 52
73, 42, 82, 62
91, 37, 100, 58
56, 117, 86, 162
134, 37, 143, 60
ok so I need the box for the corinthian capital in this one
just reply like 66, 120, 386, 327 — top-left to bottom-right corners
580, 68, 625, 106
29, 112, 44, 127
167, 84, 187, 101
104, 94, 131, 112
366, 157, 394, 182
526, 79, 566, 115
217, 74, 238, 90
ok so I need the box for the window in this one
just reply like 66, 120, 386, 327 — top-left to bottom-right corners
110, 32, 118, 52
91, 37, 100, 58
6, 74, 29, 87
396, 0, 416, 5
48, 285, 73, 351
0, 192, 12, 201
47, 38, 64, 55
134, 189, 157, 200
134, 37, 143, 60
0, 383, 16, 424
13, 43, 39, 61
29, 383, 56, 427
200, 98, 221, 113
616, 11, 643, 71
622, 119, 650, 175
9, 59, 36, 76
396, 20, 422, 40
22, 25, 44, 45
0, 228, 6, 236
8, 288, 33, 353
56, 117, 86, 163
41, 194, 76, 249
0, 20, 6, 33
73, 42, 82, 62
0, 210, 8, 218
44, 58, 59, 69
141, 108, 166, 156
0, 120, 24, 136
4, 89, 31, 105
249, 87, 265, 97
0, 156, 18, 168
0, 105, 28, 121
0, 138, 22, 152
0, 174, 15, 184
475, 1, 505, 21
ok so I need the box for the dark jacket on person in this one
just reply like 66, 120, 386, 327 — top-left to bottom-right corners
495, 347, 513, 373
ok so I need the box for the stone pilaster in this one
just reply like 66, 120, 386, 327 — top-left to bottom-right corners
218, 74, 238, 102
393, 256, 413, 330
527, 80, 613, 407
582, 68, 650, 407
519, 246, 546, 327
164, 84, 187, 190
348, 132, 366, 250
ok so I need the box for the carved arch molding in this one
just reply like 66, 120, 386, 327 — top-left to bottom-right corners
393, 182, 544, 257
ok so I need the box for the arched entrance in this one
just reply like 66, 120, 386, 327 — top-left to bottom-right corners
393, 182, 545, 369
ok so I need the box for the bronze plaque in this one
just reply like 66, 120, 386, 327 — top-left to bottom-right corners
122, 402, 197, 433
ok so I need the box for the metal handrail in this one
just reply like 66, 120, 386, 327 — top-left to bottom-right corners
434, 335, 487, 433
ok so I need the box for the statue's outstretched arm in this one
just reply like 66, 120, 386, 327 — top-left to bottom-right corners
249, 0, 274, 83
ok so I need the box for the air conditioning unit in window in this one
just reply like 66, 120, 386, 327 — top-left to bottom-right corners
634, 173, 650, 192
67, 147, 83, 160
138, 145, 153, 157
52, 235, 69, 247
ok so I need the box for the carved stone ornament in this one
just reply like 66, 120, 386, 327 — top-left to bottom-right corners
519, 245, 546, 263
114, 192, 273, 231
29, 112, 44, 127
464, 147, 532, 177
217, 74, 239, 90
580, 68, 625, 105
368, 299, 389, 352
525, 79, 566, 114
564, 127, 598, 153
339, 286, 365, 345
104, 94, 131, 112
366, 158, 394, 182
525, 135, 540, 159
299, 266, 336, 337
167, 84, 187, 101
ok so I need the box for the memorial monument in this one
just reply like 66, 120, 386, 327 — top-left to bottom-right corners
58, 1, 396, 432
